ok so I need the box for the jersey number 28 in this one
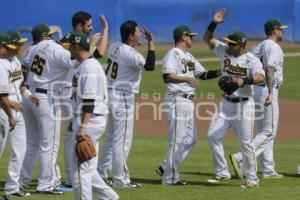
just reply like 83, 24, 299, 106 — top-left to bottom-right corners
105, 58, 118, 79
30, 55, 46, 76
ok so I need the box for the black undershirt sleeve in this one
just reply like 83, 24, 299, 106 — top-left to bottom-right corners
198, 70, 221, 80
93, 49, 104, 59
82, 99, 95, 113
144, 50, 155, 71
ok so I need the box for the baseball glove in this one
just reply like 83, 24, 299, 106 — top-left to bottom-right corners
75, 134, 96, 164
218, 76, 240, 95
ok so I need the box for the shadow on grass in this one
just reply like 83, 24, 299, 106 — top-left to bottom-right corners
131, 177, 161, 185
131, 177, 238, 187
180, 171, 214, 177
277, 172, 300, 178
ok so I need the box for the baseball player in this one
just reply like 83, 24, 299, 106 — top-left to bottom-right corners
0, 32, 34, 198
19, 25, 49, 189
230, 19, 287, 179
62, 12, 109, 188
97, 20, 155, 187
67, 31, 119, 200
0, 33, 16, 157
21, 24, 76, 194
297, 165, 300, 176
156, 25, 221, 185
203, 8, 265, 188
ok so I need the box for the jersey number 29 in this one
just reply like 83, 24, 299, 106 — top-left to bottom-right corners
30, 55, 46, 76
105, 58, 118, 79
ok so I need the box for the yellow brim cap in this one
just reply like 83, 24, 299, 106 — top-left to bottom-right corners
279, 25, 288, 29
223, 37, 238, 44
47, 27, 59, 35
18, 38, 28, 43
187, 32, 198, 36
7, 44, 17, 49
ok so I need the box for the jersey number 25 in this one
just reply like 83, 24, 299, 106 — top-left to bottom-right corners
30, 55, 46, 76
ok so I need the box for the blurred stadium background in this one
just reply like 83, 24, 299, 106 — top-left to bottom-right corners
1, 0, 300, 43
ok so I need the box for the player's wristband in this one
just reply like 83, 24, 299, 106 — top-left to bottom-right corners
23, 89, 32, 98
207, 21, 218, 32
242, 76, 254, 85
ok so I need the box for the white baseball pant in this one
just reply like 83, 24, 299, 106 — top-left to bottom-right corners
207, 98, 258, 183
98, 90, 134, 186
0, 109, 26, 195
160, 96, 197, 184
72, 115, 119, 200
234, 86, 279, 176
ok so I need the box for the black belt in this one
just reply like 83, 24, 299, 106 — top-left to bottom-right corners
257, 84, 279, 89
73, 113, 104, 117
182, 94, 194, 100
224, 95, 249, 103
167, 93, 194, 100
35, 88, 48, 94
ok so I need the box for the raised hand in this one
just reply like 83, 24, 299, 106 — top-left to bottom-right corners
99, 15, 108, 30
213, 8, 226, 24
90, 33, 102, 47
142, 26, 154, 42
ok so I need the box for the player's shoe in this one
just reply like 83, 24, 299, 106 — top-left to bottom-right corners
229, 153, 243, 179
4, 190, 30, 199
58, 184, 73, 192
103, 178, 113, 186
262, 172, 284, 179
240, 181, 259, 189
155, 166, 164, 177
37, 188, 64, 195
126, 181, 142, 188
297, 165, 300, 176
207, 175, 231, 184
162, 180, 189, 186
112, 180, 142, 188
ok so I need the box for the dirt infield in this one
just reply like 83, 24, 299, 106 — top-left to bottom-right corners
134, 97, 300, 140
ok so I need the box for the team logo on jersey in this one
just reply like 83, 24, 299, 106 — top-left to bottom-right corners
223, 58, 247, 76
8, 69, 22, 83
181, 59, 195, 73
72, 75, 78, 88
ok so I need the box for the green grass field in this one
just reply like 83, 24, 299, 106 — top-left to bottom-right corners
1, 135, 300, 199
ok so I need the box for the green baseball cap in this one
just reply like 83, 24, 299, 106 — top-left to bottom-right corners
6, 31, 28, 45
32, 24, 58, 40
173, 25, 198, 37
66, 31, 90, 50
223, 31, 247, 45
0, 33, 17, 49
264, 19, 288, 33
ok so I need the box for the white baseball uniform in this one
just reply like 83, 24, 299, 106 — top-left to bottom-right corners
19, 45, 40, 188
0, 59, 11, 158
0, 57, 27, 195
23, 40, 76, 192
71, 57, 118, 200
97, 41, 146, 186
232, 39, 283, 176
159, 47, 206, 184
207, 40, 264, 184
61, 68, 76, 187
